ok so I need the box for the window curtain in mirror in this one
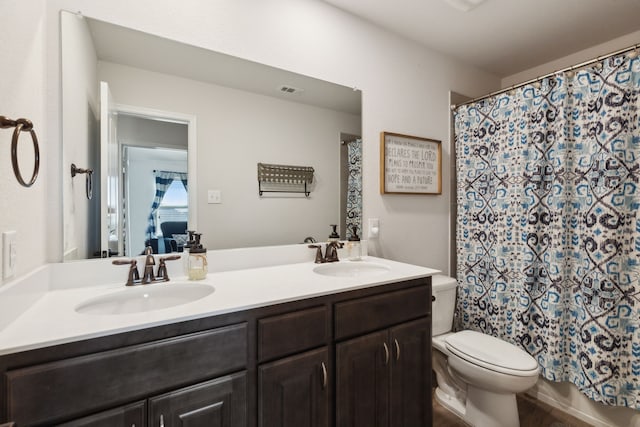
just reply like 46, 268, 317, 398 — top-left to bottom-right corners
145, 171, 188, 239
454, 53, 640, 408
346, 138, 362, 239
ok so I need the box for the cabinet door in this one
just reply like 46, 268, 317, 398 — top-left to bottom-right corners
57, 401, 145, 427
336, 330, 389, 427
149, 372, 247, 427
389, 318, 432, 427
259, 347, 329, 427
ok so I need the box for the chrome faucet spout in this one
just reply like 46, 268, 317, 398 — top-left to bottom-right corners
324, 241, 343, 263
142, 246, 156, 284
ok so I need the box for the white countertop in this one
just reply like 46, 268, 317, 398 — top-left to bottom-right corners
0, 256, 438, 356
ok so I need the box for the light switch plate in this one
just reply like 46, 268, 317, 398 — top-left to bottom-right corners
207, 189, 222, 204
3, 231, 17, 279
368, 218, 380, 239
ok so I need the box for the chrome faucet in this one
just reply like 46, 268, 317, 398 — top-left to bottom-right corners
308, 241, 344, 264
325, 241, 343, 262
142, 246, 156, 283
112, 246, 181, 286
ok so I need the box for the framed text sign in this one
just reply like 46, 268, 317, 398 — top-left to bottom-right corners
380, 132, 442, 195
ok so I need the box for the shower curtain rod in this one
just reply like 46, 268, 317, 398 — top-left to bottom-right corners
451, 42, 640, 111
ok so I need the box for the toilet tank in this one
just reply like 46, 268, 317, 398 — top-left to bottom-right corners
431, 275, 458, 336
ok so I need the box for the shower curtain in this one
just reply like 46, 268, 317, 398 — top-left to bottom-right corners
346, 138, 363, 239
454, 52, 640, 408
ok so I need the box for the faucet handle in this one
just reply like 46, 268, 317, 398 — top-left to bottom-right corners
112, 258, 140, 286
308, 244, 325, 264
156, 255, 181, 282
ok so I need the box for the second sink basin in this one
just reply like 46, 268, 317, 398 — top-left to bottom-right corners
313, 261, 390, 278
76, 282, 215, 315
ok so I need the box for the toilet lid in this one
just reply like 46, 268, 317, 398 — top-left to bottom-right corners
445, 331, 539, 374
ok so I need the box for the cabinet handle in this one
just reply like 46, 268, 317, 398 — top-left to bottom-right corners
159, 414, 165, 427
321, 361, 328, 389
383, 342, 390, 365
394, 338, 401, 361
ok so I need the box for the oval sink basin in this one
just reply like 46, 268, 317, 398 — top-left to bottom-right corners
313, 261, 390, 278
76, 283, 214, 315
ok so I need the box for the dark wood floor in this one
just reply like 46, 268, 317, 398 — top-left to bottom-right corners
433, 391, 593, 426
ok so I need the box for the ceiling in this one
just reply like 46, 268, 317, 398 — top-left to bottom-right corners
323, 0, 640, 77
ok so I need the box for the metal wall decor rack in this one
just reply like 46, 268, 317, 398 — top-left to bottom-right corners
257, 163, 314, 197
71, 163, 94, 200
0, 115, 40, 187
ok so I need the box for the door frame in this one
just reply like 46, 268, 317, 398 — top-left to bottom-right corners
114, 104, 198, 255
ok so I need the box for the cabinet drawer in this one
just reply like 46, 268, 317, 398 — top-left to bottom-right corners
6, 323, 247, 426
334, 285, 430, 340
57, 401, 146, 427
258, 306, 328, 362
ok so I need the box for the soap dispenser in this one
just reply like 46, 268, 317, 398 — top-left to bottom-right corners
346, 224, 362, 261
188, 233, 208, 280
328, 224, 340, 242
182, 230, 196, 276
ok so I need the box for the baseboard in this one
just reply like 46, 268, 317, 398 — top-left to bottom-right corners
526, 388, 616, 427
526, 384, 640, 427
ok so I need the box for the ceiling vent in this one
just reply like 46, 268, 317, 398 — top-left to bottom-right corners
278, 85, 304, 95
443, 0, 486, 12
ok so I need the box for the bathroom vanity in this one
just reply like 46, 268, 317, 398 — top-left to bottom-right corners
0, 255, 436, 426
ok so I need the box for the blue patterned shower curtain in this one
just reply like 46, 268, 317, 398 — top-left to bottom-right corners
346, 138, 363, 239
454, 53, 640, 408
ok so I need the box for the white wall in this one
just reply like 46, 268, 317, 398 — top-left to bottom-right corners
0, 0, 48, 283
502, 30, 640, 87
100, 61, 361, 250
61, 11, 99, 260
499, 28, 640, 427
4, 1, 635, 424
44, 0, 500, 275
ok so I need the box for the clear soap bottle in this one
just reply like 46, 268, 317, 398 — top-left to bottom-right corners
182, 230, 196, 276
188, 233, 208, 280
347, 224, 361, 261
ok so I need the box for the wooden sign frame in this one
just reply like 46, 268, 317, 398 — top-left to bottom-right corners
380, 131, 442, 195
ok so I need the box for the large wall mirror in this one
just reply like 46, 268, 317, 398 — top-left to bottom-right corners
61, 11, 362, 261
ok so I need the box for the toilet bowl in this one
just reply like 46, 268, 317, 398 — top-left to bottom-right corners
431, 275, 540, 427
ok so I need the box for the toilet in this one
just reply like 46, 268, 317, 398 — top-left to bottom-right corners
431, 275, 540, 427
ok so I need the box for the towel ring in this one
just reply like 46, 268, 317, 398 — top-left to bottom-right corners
0, 116, 40, 187
71, 163, 93, 200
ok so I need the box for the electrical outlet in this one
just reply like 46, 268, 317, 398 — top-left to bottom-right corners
3, 231, 17, 279
207, 190, 222, 204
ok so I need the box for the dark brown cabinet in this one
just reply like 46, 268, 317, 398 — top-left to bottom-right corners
336, 330, 390, 427
0, 277, 431, 427
149, 372, 247, 427
389, 318, 432, 427
336, 316, 431, 427
258, 347, 329, 427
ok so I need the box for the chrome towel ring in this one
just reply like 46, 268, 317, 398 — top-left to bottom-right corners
0, 115, 40, 187
71, 163, 93, 200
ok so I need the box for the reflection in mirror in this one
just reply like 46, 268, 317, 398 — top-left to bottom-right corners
61, 11, 362, 261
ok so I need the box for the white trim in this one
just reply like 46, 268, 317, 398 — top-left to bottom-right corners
525, 388, 618, 427
113, 103, 198, 233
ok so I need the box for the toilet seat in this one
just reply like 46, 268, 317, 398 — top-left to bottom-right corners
445, 330, 539, 377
